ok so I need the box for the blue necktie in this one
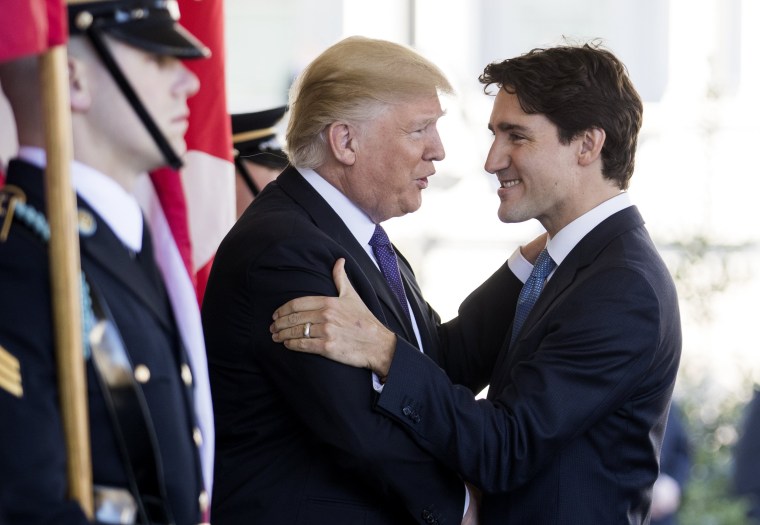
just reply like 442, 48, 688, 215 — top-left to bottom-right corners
510, 248, 556, 346
369, 224, 411, 321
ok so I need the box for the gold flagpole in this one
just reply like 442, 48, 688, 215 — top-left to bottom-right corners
39, 44, 94, 519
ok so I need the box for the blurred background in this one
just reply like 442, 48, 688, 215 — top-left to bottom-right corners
224, 0, 760, 522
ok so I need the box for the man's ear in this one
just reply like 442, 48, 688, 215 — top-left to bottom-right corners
326, 121, 357, 166
68, 56, 91, 113
578, 127, 605, 167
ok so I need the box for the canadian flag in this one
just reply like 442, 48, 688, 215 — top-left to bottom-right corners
134, 0, 235, 502
147, 0, 236, 303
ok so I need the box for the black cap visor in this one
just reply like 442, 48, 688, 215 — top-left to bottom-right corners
106, 17, 209, 58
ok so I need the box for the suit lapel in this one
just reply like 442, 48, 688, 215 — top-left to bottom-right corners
78, 199, 174, 333
398, 255, 434, 354
276, 167, 419, 345
510, 206, 646, 352
491, 207, 645, 395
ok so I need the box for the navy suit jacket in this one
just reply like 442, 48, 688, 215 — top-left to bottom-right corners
202, 166, 517, 525
375, 205, 682, 524
0, 160, 204, 524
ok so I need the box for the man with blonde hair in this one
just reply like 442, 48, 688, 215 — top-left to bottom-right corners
203, 36, 517, 524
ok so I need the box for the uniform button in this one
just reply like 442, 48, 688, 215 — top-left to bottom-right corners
134, 364, 150, 384
181, 363, 193, 386
199, 490, 209, 514
77, 209, 97, 236
74, 10, 94, 30
193, 427, 203, 447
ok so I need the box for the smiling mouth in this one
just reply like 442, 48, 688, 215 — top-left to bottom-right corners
500, 179, 521, 189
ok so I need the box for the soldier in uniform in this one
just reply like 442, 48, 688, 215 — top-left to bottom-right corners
230, 105, 289, 218
0, 1, 212, 523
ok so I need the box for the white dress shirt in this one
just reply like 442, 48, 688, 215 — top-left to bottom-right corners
18, 146, 144, 252
508, 192, 633, 281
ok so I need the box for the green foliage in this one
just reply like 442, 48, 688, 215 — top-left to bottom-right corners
674, 378, 753, 525
663, 234, 757, 524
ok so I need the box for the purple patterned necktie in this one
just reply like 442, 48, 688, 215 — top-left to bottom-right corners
369, 224, 411, 321
510, 248, 556, 346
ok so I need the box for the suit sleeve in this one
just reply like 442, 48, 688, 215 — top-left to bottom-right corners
245, 235, 465, 522
375, 266, 670, 492
434, 260, 522, 393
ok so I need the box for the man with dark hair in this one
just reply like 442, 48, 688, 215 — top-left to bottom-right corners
0, 1, 212, 523
272, 42, 682, 525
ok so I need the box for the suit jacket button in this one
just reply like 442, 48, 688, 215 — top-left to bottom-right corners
421, 509, 437, 524
134, 364, 150, 384
403, 406, 413, 417
199, 490, 209, 514
181, 363, 193, 386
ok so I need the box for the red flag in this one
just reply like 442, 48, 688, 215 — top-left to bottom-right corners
137, 0, 234, 504
1, 0, 66, 186
0, 0, 67, 62
178, 0, 235, 301
148, 0, 235, 302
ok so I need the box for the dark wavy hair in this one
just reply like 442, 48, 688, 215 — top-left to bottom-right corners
479, 42, 643, 190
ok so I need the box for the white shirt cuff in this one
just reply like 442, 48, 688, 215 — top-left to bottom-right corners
372, 372, 385, 393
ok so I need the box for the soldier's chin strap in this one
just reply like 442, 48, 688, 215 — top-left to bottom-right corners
85, 29, 184, 170
234, 153, 261, 197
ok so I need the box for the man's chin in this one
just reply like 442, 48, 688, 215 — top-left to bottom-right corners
497, 206, 526, 224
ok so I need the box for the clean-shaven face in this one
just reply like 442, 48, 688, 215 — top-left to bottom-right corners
86, 37, 200, 173
485, 89, 585, 236
343, 94, 446, 223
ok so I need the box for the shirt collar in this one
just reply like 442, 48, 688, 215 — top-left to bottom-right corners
298, 167, 376, 251
547, 191, 632, 266
17, 146, 144, 253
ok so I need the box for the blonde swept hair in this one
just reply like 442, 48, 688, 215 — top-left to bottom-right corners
285, 36, 454, 169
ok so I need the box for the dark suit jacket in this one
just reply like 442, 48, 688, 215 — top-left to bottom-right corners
0, 160, 204, 524
375, 205, 682, 524
202, 166, 517, 525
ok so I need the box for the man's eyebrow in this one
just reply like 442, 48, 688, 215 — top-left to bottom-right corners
488, 122, 530, 133
415, 110, 447, 127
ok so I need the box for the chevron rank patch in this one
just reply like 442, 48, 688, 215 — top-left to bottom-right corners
0, 344, 23, 398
